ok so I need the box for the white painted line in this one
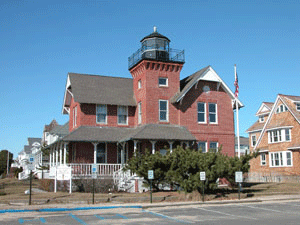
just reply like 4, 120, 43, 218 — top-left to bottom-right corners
143, 209, 193, 224
246, 205, 284, 213
194, 207, 257, 220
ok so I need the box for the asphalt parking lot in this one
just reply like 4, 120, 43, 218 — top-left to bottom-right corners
1, 200, 300, 224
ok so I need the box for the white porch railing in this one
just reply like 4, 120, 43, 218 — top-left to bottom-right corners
68, 163, 122, 177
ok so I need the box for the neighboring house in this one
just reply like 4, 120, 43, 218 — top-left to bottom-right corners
42, 119, 59, 146
235, 136, 249, 156
15, 138, 43, 179
247, 94, 300, 182
46, 28, 243, 191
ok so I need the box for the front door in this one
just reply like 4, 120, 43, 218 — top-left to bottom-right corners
97, 143, 106, 163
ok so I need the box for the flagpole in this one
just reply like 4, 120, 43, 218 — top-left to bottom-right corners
235, 64, 241, 159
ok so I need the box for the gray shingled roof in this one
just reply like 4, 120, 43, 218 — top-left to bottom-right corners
119, 124, 196, 142
69, 73, 136, 106
171, 66, 210, 103
62, 124, 195, 143
49, 121, 69, 136
62, 126, 133, 142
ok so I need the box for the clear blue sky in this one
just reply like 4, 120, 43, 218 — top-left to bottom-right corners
1, 0, 299, 157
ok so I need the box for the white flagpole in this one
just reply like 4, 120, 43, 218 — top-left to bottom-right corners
235, 64, 241, 159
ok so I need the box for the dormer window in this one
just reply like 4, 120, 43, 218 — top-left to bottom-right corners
296, 103, 300, 111
259, 115, 265, 123
276, 104, 288, 113
158, 77, 168, 87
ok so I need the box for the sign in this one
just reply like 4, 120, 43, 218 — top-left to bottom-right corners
148, 170, 154, 180
28, 163, 35, 171
92, 164, 97, 173
29, 155, 34, 163
235, 171, 243, 183
200, 171, 206, 181
56, 166, 72, 180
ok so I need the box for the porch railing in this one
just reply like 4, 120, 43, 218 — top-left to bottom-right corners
68, 163, 122, 177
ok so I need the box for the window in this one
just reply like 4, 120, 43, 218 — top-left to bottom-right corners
276, 104, 288, 113
259, 115, 265, 123
208, 103, 217, 124
118, 106, 128, 125
138, 80, 142, 89
268, 129, 291, 143
159, 100, 168, 121
158, 77, 168, 86
251, 135, 256, 147
138, 102, 142, 124
269, 151, 293, 167
285, 128, 290, 141
197, 102, 206, 123
296, 103, 300, 111
97, 143, 106, 163
209, 142, 218, 152
73, 106, 77, 128
198, 142, 207, 153
96, 104, 107, 124
261, 153, 266, 166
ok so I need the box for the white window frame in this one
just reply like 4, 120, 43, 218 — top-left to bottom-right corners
158, 77, 168, 87
198, 141, 207, 153
276, 104, 288, 113
209, 142, 218, 152
296, 103, 300, 111
208, 103, 218, 124
268, 128, 291, 143
96, 104, 107, 124
197, 102, 206, 124
138, 102, 142, 124
159, 100, 169, 122
251, 135, 256, 147
73, 106, 77, 128
117, 106, 128, 125
260, 153, 266, 166
138, 79, 142, 89
269, 151, 293, 167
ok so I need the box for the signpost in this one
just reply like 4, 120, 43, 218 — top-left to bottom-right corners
148, 170, 154, 203
200, 171, 206, 202
92, 164, 97, 204
235, 171, 243, 200
28, 155, 34, 206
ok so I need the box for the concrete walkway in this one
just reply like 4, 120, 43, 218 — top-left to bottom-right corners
0, 194, 300, 213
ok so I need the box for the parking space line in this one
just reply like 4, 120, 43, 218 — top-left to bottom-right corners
246, 205, 283, 213
142, 209, 192, 224
69, 213, 87, 225
94, 214, 106, 220
18, 218, 46, 224
116, 213, 128, 219
195, 207, 257, 220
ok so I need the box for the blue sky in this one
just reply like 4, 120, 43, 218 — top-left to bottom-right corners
1, 0, 299, 157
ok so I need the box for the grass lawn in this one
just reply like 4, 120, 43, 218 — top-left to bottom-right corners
0, 178, 300, 205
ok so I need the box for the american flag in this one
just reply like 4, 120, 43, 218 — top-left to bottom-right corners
234, 66, 239, 98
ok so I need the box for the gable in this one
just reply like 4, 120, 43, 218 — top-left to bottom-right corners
172, 66, 244, 108
254, 95, 300, 150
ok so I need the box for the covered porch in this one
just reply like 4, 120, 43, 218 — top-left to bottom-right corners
48, 124, 196, 178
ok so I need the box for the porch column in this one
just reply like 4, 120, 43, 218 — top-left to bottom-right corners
133, 140, 137, 156
49, 147, 52, 167
168, 141, 174, 153
150, 141, 156, 154
92, 142, 98, 164
40, 152, 43, 165
118, 142, 125, 165
63, 142, 68, 165
59, 142, 63, 165
55, 143, 58, 166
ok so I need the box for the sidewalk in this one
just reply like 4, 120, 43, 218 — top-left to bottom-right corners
1, 194, 300, 213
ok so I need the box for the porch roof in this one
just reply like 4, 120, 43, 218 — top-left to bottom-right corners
119, 124, 196, 142
62, 124, 196, 143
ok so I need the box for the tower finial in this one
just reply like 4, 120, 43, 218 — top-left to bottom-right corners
153, 26, 157, 33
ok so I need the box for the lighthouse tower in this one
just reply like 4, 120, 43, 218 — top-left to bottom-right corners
128, 27, 185, 126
